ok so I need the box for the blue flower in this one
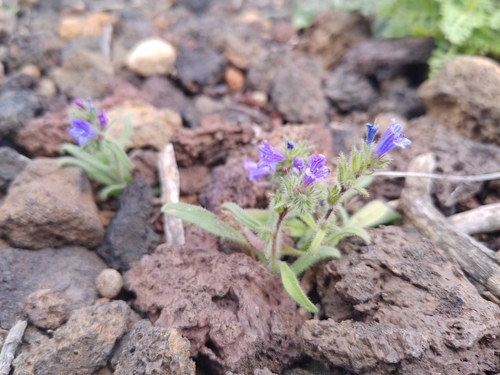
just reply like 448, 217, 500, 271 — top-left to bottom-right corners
243, 157, 270, 182
286, 140, 294, 150
72, 98, 85, 109
292, 157, 305, 171
97, 109, 108, 128
68, 118, 96, 146
373, 119, 412, 157
365, 123, 379, 145
302, 154, 330, 186
257, 140, 285, 171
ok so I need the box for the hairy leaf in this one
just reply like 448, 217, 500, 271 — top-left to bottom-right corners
290, 246, 341, 275
280, 261, 317, 313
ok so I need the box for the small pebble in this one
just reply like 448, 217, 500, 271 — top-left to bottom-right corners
224, 66, 245, 92
95, 269, 123, 299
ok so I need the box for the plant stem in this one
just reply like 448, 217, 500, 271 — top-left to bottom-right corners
270, 207, 288, 274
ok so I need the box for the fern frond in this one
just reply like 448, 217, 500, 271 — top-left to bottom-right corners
439, 0, 487, 45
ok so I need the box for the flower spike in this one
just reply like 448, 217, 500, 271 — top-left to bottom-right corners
373, 119, 411, 157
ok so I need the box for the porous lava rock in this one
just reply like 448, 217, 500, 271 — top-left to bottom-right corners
24, 289, 70, 330
418, 55, 500, 145
124, 237, 304, 374
304, 226, 500, 374
0, 158, 105, 249
111, 319, 196, 374
0, 246, 107, 330
13, 301, 139, 375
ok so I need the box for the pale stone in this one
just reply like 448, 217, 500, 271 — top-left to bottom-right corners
35, 77, 57, 97
58, 12, 119, 41
106, 99, 182, 150
95, 269, 123, 299
126, 38, 176, 77
20, 64, 40, 77
224, 66, 245, 92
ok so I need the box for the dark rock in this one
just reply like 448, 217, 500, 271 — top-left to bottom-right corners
175, 43, 225, 93
247, 46, 290, 93
0, 71, 39, 91
13, 300, 139, 375
179, 165, 210, 195
97, 178, 160, 271
14, 111, 73, 157
24, 289, 70, 330
368, 78, 425, 119
50, 48, 114, 99
271, 59, 328, 124
0, 89, 39, 137
178, 0, 213, 14
323, 67, 377, 113
141, 75, 191, 112
271, 18, 297, 43
305, 226, 500, 374
7, 32, 64, 71
124, 242, 304, 374
297, 9, 371, 69
340, 36, 434, 82
111, 320, 196, 374
0, 146, 31, 192
171, 117, 254, 167
0, 246, 107, 330
0, 158, 105, 249
129, 149, 159, 187
100, 78, 154, 109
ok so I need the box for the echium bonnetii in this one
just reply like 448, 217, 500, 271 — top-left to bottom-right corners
58, 98, 134, 199
162, 119, 411, 312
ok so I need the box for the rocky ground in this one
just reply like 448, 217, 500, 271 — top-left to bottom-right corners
1, 0, 500, 374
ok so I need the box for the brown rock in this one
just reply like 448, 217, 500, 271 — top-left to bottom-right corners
0, 158, 105, 249
130, 148, 159, 187
305, 226, 500, 374
179, 165, 210, 195
24, 289, 70, 330
224, 66, 245, 92
141, 75, 191, 112
100, 78, 154, 109
106, 99, 182, 150
15, 111, 72, 157
124, 242, 303, 374
418, 55, 500, 145
171, 117, 254, 167
58, 12, 120, 41
297, 9, 371, 69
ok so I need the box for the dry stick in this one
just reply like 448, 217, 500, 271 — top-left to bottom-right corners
400, 153, 500, 298
158, 143, 185, 245
448, 203, 500, 235
0, 320, 28, 375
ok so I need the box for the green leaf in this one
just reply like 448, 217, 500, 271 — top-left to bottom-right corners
162, 202, 251, 247
324, 226, 370, 247
299, 214, 317, 231
222, 202, 263, 231
284, 217, 308, 237
98, 183, 127, 199
59, 144, 117, 177
290, 246, 341, 275
307, 227, 326, 255
348, 200, 401, 228
279, 261, 317, 313
57, 157, 116, 186
118, 114, 133, 148
245, 209, 270, 223
104, 139, 134, 170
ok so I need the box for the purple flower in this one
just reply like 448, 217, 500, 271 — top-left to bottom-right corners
373, 119, 412, 157
72, 98, 85, 109
243, 157, 270, 181
302, 154, 330, 186
257, 140, 285, 171
292, 157, 305, 171
365, 123, 379, 145
68, 118, 96, 146
286, 140, 294, 150
97, 109, 108, 128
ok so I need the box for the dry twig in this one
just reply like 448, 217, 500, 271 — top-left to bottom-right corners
0, 320, 27, 375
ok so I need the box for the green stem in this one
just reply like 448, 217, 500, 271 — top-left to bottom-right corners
270, 207, 288, 274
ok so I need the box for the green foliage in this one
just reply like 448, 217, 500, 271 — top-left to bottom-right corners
293, 0, 500, 74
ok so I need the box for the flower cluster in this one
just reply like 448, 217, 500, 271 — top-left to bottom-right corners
68, 98, 109, 146
366, 119, 411, 157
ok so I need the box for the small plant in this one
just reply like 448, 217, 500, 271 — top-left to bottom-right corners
163, 119, 410, 312
293, 0, 500, 75
58, 98, 134, 199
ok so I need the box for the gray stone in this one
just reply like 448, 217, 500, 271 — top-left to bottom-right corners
0, 146, 30, 192
271, 59, 328, 124
51, 48, 114, 99
111, 320, 196, 374
175, 43, 225, 93
13, 301, 139, 375
7, 32, 64, 71
0, 158, 105, 249
24, 289, 70, 330
0, 246, 107, 330
97, 178, 160, 270
0, 89, 38, 136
